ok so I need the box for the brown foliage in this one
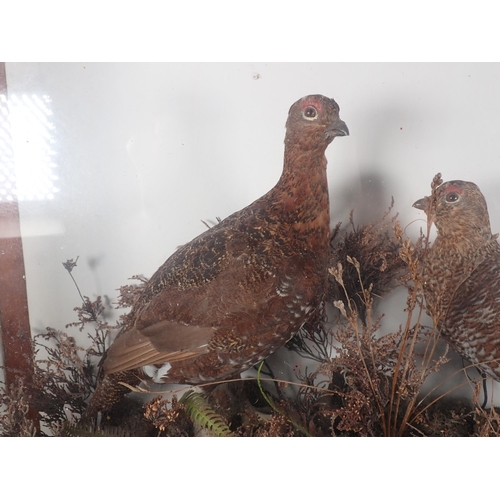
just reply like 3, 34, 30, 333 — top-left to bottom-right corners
3, 194, 500, 436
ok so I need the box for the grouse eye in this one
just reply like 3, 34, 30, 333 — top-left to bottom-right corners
445, 192, 460, 203
303, 106, 318, 120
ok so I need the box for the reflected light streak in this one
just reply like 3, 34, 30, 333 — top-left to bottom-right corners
0, 93, 58, 202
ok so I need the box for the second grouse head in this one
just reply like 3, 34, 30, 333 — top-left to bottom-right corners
413, 179, 492, 240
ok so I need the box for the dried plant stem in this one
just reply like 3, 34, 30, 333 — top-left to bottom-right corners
256, 361, 311, 436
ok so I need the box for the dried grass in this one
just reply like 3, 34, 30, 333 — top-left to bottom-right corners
2, 188, 499, 436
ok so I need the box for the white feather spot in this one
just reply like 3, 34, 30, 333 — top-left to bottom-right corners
143, 362, 172, 383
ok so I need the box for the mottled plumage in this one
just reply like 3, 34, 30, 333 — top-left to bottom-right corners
413, 179, 500, 381
87, 95, 349, 415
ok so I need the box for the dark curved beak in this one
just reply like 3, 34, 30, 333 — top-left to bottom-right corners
334, 119, 349, 137
413, 196, 429, 211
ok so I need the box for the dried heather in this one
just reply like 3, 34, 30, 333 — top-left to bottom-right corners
3, 193, 500, 436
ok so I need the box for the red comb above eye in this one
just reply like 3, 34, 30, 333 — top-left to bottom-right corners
443, 183, 465, 196
300, 96, 324, 113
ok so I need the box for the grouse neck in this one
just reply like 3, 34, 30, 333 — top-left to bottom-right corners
435, 218, 495, 258
268, 142, 330, 227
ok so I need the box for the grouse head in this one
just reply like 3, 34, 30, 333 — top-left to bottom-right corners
285, 95, 349, 149
413, 179, 493, 244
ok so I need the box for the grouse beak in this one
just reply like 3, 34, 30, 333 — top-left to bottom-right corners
334, 119, 349, 137
413, 196, 429, 212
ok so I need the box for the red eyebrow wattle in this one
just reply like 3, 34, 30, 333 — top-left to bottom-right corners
444, 184, 464, 196
300, 97, 323, 112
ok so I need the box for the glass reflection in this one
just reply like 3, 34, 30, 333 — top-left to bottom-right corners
0, 93, 58, 202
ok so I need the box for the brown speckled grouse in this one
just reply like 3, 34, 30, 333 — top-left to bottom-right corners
87, 95, 349, 416
413, 178, 500, 382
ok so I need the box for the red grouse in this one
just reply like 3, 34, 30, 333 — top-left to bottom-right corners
87, 95, 349, 415
413, 178, 500, 382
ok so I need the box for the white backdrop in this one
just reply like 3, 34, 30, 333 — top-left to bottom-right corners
3, 62, 500, 402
